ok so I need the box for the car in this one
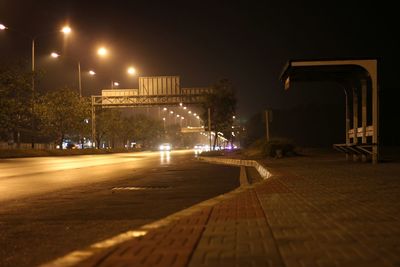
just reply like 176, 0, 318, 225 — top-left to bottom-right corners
194, 144, 203, 150
159, 143, 172, 151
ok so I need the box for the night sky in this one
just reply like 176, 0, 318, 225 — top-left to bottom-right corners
0, 1, 397, 121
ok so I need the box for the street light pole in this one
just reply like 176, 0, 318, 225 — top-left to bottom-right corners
31, 38, 35, 148
78, 61, 82, 97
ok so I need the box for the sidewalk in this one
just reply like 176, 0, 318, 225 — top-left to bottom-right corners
45, 152, 400, 267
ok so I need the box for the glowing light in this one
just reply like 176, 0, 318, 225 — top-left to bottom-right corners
50, 52, 60, 58
113, 82, 119, 86
179, 103, 183, 106
127, 66, 136, 75
163, 107, 167, 111
61, 26, 71, 35
0, 24, 7, 30
89, 70, 96, 75
97, 47, 108, 57
170, 111, 174, 114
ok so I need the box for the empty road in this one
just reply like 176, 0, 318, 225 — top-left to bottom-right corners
0, 150, 239, 267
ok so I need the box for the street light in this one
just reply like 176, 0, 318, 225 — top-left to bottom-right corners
97, 47, 108, 57
50, 51, 94, 97
50, 52, 60, 58
1, 23, 72, 147
111, 81, 119, 89
127, 66, 136, 75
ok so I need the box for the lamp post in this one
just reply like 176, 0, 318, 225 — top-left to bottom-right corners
50, 52, 92, 97
1, 23, 71, 147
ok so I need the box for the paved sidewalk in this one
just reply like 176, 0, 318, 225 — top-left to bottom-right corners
46, 153, 400, 267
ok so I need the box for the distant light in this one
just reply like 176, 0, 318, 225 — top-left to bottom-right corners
113, 82, 119, 86
233, 115, 236, 119
188, 111, 191, 114
170, 111, 174, 114
197, 116, 200, 119
162, 117, 166, 121
163, 107, 167, 111
177, 114, 180, 117
183, 106, 187, 110
127, 66, 136, 75
193, 113, 197, 116
181, 117, 184, 120
97, 47, 108, 57
50, 52, 60, 58
0, 24, 7, 30
89, 70, 96, 75
61, 26, 71, 35
179, 103, 183, 106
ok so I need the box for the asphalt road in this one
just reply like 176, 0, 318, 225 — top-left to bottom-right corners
0, 150, 240, 267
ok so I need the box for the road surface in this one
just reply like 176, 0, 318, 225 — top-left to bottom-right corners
0, 150, 239, 267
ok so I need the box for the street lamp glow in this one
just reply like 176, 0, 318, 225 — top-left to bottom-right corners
97, 47, 108, 57
50, 52, 60, 58
89, 70, 96, 75
170, 111, 174, 114
113, 82, 119, 87
0, 24, 7, 30
127, 66, 136, 75
163, 107, 167, 111
179, 103, 183, 106
162, 117, 166, 121
61, 26, 71, 35
188, 111, 192, 114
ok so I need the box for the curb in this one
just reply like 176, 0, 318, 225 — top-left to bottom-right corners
41, 157, 272, 267
198, 156, 273, 179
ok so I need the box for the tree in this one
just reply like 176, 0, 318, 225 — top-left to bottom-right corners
94, 109, 124, 148
35, 89, 90, 149
201, 78, 237, 149
0, 63, 32, 146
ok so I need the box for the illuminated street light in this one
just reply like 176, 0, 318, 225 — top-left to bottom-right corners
170, 111, 174, 114
89, 70, 96, 75
0, 24, 7, 30
127, 66, 136, 75
50, 52, 60, 58
188, 111, 192, 114
163, 107, 167, 111
111, 81, 119, 89
61, 26, 72, 35
179, 103, 183, 107
97, 47, 108, 57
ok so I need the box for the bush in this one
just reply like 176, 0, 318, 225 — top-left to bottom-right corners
263, 138, 295, 157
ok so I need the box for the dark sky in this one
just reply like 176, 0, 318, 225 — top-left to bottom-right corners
0, 1, 397, 119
